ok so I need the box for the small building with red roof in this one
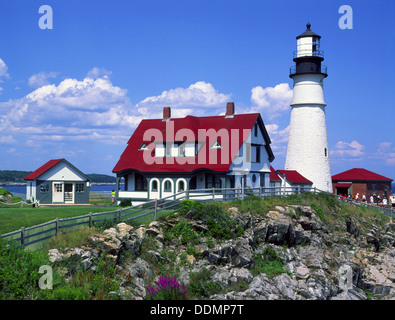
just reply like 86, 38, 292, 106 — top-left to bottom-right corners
332, 168, 393, 200
24, 159, 90, 205
276, 169, 313, 193
112, 103, 275, 204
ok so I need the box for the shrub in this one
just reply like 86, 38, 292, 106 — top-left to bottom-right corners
188, 267, 222, 298
171, 220, 200, 245
251, 247, 290, 278
182, 201, 243, 240
119, 198, 132, 207
0, 239, 49, 299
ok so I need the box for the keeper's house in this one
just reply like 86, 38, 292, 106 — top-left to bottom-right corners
24, 159, 91, 205
112, 103, 275, 204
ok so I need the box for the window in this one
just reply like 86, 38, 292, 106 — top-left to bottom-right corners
40, 183, 49, 193
206, 174, 221, 189
254, 123, 258, 137
76, 183, 84, 193
178, 180, 185, 191
164, 180, 172, 192
324, 148, 327, 157
54, 183, 63, 193
252, 145, 261, 163
151, 180, 158, 192
135, 174, 147, 191
252, 174, 257, 183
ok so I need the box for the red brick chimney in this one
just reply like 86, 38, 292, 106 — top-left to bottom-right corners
163, 106, 171, 121
225, 102, 235, 118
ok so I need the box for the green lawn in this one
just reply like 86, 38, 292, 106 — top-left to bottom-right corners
0, 205, 120, 235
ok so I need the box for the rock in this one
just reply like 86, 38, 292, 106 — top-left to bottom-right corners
133, 226, 147, 244
146, 227, 161, 237
330, 287, 368, 300
346, 217, 360, 238
295, 266, 310, 279
117, 222, 133, 239
48, 249, 62, 263
366, 234, 380, 252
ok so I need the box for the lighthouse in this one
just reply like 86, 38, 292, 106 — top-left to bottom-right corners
285, 23, 332, 193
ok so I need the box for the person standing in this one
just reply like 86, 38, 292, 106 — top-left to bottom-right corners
111, 189, 115, 205
362, 194, 366, 202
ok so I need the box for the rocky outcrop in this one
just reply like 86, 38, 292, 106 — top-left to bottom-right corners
46, 204, 395, 300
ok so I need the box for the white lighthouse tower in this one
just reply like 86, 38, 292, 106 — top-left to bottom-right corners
285, 23, 332, 193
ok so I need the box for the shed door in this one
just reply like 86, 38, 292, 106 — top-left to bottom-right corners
53, 182, 64, 203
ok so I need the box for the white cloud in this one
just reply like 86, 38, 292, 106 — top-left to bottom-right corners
330, 140, 365, 158
0, 135, 16, 144
265, 124, 289, 156
374, 142, 395, 166
136, 81, 231, 118
28, 71, 58, 88
0, 75, 233, 152
250, 83, 293, 119
87, 67, 112, 79
0, 58, 9, 78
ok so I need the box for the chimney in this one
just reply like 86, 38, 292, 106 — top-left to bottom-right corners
225, 102, 235, 118
163, 106, 171, 121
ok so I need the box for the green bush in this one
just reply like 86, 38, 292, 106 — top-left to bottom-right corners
188, 267, 222, 298
0, 239, 50, 299
182, 201, 243, 240
171, 220, 200, 245
251, 247, 290, 278
119, 198, 132, 207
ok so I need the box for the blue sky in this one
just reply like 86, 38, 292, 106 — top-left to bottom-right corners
0, 0, 394, 181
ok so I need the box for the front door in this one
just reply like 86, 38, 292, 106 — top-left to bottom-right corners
53, 182, 64, 203
64, 183, 74, 203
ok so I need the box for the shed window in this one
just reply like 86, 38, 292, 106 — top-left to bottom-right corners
40, 183, 49, 193
76, 183, 84, 193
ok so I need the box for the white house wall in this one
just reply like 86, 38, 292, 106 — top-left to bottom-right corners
229, 120, 271, 180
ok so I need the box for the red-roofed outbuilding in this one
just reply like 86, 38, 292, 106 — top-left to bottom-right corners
24, 159, 90, 205
332, 168, 393, 200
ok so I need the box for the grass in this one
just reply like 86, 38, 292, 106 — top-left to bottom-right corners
0, 206, 120, 235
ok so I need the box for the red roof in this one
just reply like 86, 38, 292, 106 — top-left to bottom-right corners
270, 166, 281, 181
113, 113, 274, 174
24, 159, 64, 180
277, 170, 312, 184
332, 168, 393, 182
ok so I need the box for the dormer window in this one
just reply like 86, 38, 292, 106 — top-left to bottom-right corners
210, 141, 222, 149
138, 143, 149, 151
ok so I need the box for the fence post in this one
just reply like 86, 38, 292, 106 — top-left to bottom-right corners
20, 227, 25, 246
89, 212, 93, 228
298, 185, 301, 195
154, 199, 158, 220
55, 218, 59, 235
119, 209, 122, 222
212, 187, 215, 201
186, 189, 189, 200
314, 187, 317, 194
